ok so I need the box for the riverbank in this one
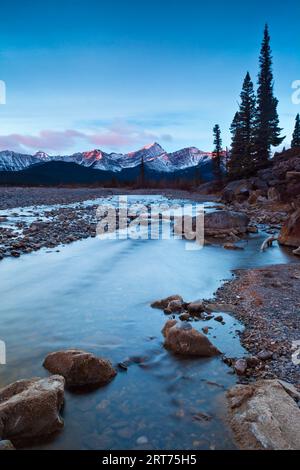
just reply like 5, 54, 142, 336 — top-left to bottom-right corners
0, 187, 217, 261
0, 187, 217, 210
214, 263, 300, 386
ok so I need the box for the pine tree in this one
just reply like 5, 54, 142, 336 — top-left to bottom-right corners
228, 72, 257, 177
255, 24, 284, 164
291, 114, 300, 148
212, 124, 222, 180
139, 156, 145, 187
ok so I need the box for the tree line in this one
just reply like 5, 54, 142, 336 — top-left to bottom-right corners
212, 25, 300, 180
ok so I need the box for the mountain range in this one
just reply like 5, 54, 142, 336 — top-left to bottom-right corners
0, 143, 213, 173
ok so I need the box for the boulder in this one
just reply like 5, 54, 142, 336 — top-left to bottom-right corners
162, 319, 177, 338
0, 440, 15, 450
221, 180, 251, 203
227, 380, 300, 450
257, 350, 273, 361
166, 299, 184, 313
151, 295, 183, 310
234, 358, 247, 376
278, 209, 300, 247
186, 301, 204, 316
43, 350, 116, 388
0, 376, 64, 445
204, 211, 249, 237
162, 320, 220, 357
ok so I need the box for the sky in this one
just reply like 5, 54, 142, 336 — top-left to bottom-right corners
0, 0, 299, 155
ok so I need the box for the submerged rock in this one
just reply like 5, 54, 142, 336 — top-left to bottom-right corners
43, 350, 116, 388
0, 376, 64, 445
223, 243, 243, 251
227, 380, 300, 450
162, 320, 220, 357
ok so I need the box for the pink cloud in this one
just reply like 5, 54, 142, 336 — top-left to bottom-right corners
0, 122, 172, 154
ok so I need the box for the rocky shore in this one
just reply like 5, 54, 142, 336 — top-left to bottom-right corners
0, 187, 217, 261
213, 264, 300, 385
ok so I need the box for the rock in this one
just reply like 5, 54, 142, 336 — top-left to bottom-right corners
247, 225, 258, 233
214, 315, 223, 322
179, 312, 191, 321
43, 350, 116, 388
204, 211, 249, 236
162, 320, 220, 357
227, 380, 300, 449
248, 190, 260, 205
223, 243, 243, 251
278, 209, 300, 247
234, 359, 247, 376
268, 187, 281, 202
0, 376, 64, 444
187, 301, 204, 315
246, 356, 260, 368
167, 299, 184, 313
278, 380, 300, 402
202, 326, 209, 334
221, 180, 252, 203
0, 440, 15, 450
162, 319, 178, 338
257, 350, 273, 361
0, 217, 7, 223
136, 436, 148, 445
151, 295, 183, 310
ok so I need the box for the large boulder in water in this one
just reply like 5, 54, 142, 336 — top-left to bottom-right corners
43, 349, 117, 388
227, 379, 300, 450
278, 209, 300, 247
204, 210, 249, 236
162, 320, 220, 357
0, 376, 64, 445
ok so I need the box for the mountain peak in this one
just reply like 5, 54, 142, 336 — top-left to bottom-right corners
141, 142, 163, 150
34, 151, 50, 159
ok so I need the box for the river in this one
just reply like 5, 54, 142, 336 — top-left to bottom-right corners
0, 195, 295, 449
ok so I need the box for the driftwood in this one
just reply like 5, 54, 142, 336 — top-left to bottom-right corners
293, 247, 300, 256
260, 235, 278, 252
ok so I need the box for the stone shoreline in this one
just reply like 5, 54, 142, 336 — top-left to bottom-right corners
213, 264, 300, 386
0, 187, 217, 261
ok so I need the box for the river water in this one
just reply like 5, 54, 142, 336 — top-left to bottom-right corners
0, 195, 296, 449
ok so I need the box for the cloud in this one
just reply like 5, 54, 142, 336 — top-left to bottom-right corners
0, 121, 173, 154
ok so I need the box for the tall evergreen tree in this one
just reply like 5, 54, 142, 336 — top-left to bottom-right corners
139, 156, 145, 187
255, 24, 284, 163
212, 124, 222, 180
228, 72, 257, 177
291, 114, 300, 148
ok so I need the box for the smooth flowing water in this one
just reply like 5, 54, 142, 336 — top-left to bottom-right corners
0, 196, 296, 450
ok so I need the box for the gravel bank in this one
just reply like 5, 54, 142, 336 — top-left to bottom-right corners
214, 264, 300, 386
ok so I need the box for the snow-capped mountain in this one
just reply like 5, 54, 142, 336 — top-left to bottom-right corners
0, 151, 40, 171
0, 143, 212, 173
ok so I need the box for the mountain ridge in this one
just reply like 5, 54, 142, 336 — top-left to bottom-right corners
0, 142, 212, 173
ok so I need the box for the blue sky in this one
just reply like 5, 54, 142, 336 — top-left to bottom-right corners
0, 0, 299, 154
